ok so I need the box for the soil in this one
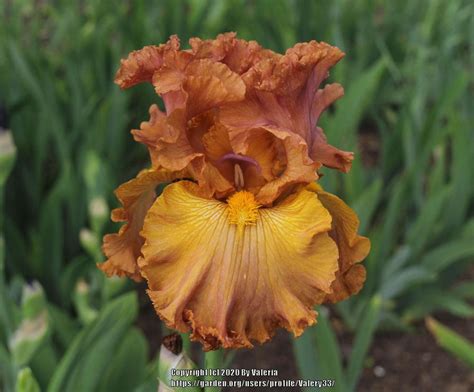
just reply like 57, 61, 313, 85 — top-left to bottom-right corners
227, 317, 474, 392
357, 317, 474, 392
136, 282, 474, 392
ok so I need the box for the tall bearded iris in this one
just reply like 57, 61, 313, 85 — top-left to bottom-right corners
99, 33, 370, 351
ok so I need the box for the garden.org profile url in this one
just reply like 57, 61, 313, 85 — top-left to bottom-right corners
169, 379, 336, 388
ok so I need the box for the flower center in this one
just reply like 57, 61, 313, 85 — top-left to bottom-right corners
227, 191, 260, 233
218, 153, 262, 190
233, 164, 245, 190
219, 153, 262, 173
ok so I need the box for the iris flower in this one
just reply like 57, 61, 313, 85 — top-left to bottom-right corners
99, 33, 370, 350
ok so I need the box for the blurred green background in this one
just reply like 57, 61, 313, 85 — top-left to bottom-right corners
1, 1, 473, 391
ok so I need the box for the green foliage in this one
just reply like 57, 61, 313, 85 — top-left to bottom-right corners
426, 317, 474, 368
1, 1, 473, 391
99, 329, 149, 392
48, 292, 141, 392
293, 307, 345, 392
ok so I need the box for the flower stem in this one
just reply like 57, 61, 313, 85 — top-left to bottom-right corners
180, 332, 191, 355
204, 349, 224, 392
223, 350, 236, 368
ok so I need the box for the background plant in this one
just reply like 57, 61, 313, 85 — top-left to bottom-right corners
1, 1, 473, 391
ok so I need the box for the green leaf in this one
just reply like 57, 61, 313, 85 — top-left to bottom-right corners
29, 344, 58, 389
461, 219, 474, 238
0, 342, 15, 392
294, 308, 346, 391
381, 245, 411, 282
293, 327, 321, 388
405, 186, 450, 255
312, 307, 345, 391
7, 42, 45, 106
0, 237, 17, 341
452, 282, 474, 299
443, 117, 474, 232
426, 317, 474, 368
204, 349, 224, 392
98, 328, 148, 392
352, 178, 382, 235
420, 238, 474, 273
328, 59, 386, 201
380, 266, 435, 300
347, 295, 382, 391
403, 288, 474, 321
47, 292, 138, 392
366, 175, 410, 292
329, 59, 386, 150
46, 305, 79, 350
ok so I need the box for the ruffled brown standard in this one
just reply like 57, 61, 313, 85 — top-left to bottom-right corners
116, 33, 353, 205
189, 32, 279, 75
220, 39, 353, 176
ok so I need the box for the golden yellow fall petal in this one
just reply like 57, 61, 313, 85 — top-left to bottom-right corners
99, 168, 186, 281
139, 182, 338, 350
309, 185, 370, 302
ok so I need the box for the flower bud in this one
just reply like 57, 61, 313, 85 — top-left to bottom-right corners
21, 282, 46, 320
9, 313, 49, 366
158, 334, 200, 392
79, 228, 101, 261
0, 130, 16, 186
9, 282, 49, 366
88, 196, 109, 234
73, 279, 98, 325
15, 367, 40, 392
